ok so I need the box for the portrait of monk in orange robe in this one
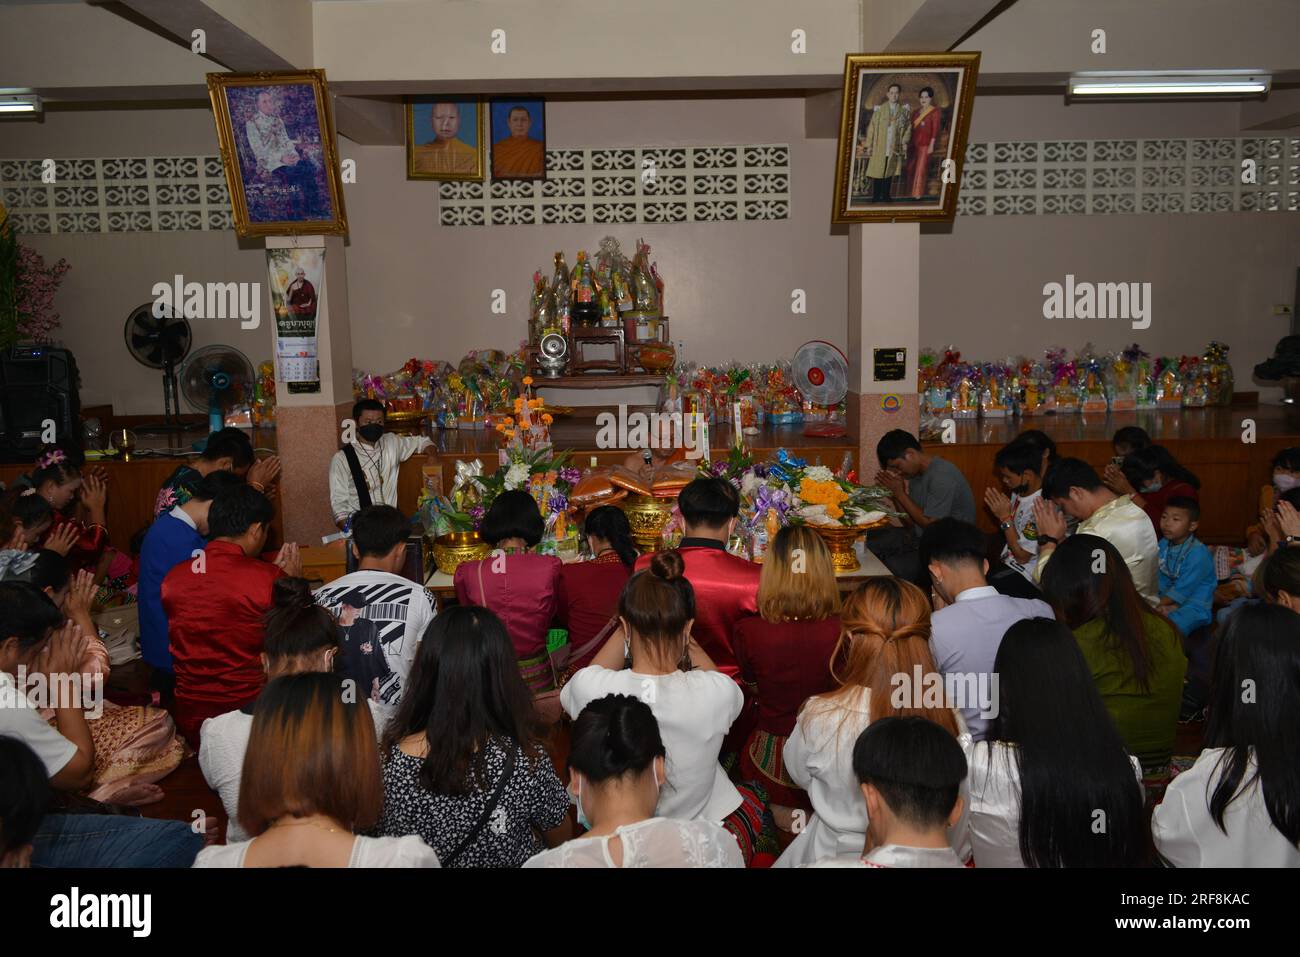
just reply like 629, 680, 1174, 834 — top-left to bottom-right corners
410, 101, 481, 178
492, 103, 545, 179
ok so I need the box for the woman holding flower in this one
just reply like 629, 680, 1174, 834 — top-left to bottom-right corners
453, 490, 563, 693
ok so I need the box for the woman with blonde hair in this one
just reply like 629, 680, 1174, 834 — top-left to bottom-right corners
773, 576, 968, 867
734, 526, 841, 824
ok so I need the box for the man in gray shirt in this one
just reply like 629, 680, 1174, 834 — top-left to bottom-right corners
870, 429, 977, 582
920, 519, 1054, 740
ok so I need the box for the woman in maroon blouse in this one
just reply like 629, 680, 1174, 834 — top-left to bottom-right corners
454, 491, 562, 692
555, 506, 636, 678
1106, 445, 1201, 535
733, 526, 842, 816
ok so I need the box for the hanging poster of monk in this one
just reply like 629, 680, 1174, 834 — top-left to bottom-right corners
207, 70, 348, 237
406, 99, 486, 181
490, 99, 547, 181
267, 247, 325, 394
832, 53, 980, 224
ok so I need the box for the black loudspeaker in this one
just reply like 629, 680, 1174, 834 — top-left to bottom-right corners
0, 345, 82, 463
343, 531, 427, 586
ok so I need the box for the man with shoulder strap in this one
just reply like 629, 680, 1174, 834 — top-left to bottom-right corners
329, 399, 432, 531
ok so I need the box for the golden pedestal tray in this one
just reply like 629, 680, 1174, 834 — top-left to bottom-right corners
431, 531, 490, 576
811, 518, 890, 572
619, 494, 675, 553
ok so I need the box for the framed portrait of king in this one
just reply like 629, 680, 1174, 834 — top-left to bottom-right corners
832, 53, 980, 224
406, 99, 486, 181
207, 69, 348, 237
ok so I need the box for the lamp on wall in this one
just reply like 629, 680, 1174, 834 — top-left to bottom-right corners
0, 90, 42, 117
1068, 71, 1271, 99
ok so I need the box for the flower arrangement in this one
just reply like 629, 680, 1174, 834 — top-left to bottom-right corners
494, 375, 553, 451
0, 205, 70, 349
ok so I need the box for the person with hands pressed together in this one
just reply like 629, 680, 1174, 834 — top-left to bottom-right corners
869, 429, 976, 584
163, 485, 302, 746
1104, 445, 1200, 534
1033, 458, 1159, 606
983, 439, 1047, 598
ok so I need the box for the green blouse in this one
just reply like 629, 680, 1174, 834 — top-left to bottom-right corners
1072, 614, 1187, 771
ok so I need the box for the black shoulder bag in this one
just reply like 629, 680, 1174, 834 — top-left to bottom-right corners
442, 742, 518, 866
341, 444, 374, 511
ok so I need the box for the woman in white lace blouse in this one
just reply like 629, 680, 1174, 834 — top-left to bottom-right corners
524, 694, 742, 869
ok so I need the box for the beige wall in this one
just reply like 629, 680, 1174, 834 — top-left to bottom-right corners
5, 91, 1296, 413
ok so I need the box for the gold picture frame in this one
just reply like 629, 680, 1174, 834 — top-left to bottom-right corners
832, 52, 980, 224
207, 69, 348, 238
406, 99, 487, 181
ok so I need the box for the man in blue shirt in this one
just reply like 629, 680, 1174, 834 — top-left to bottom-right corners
138, 471, 243, 685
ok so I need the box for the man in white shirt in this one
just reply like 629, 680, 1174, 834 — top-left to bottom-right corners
315, 506, 436, 716
807, 716, 967, 869
921, 519, 1054, 741
329, 399, 432, 531
1033, 458, 1160, 605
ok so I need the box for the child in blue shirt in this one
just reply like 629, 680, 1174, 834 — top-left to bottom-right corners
1157, 497, 1215, 635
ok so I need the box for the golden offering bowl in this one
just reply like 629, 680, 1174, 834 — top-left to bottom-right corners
384, 410, 427, 435
432, 531, 490, 576
811, 524, 867, 572
619, 494, 675, 554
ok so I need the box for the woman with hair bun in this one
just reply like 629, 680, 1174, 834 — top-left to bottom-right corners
525, 694, 742, 868
561, 550, 771, 864
774, 577, 970, 868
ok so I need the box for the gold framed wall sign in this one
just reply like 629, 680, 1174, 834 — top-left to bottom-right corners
406, 99, 486, 181
832, 52, 980, 223
207, 69, 348, 237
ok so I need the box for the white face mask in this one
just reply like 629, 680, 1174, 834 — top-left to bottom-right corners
1274, 473, 1300, 493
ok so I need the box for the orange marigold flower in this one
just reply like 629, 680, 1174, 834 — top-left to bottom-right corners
541, 414, 554, 425
522, 375, 534, 386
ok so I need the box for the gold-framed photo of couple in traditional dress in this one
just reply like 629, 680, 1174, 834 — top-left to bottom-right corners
832, 53, 980, 223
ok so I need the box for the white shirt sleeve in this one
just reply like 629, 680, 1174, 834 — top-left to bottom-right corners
560, 665, 611, 719
392, 433, 432, 461
1151, 780, 1202, 867
0, 702, 77, 778
782, 705, 820, 791
329, 449, 359, 523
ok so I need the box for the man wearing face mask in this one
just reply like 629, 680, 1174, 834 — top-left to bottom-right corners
329, 399, 432, 532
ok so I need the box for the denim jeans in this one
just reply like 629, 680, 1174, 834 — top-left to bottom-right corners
31, 814, 203, 868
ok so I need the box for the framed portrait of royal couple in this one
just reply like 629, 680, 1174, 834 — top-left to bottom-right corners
832, 53, 980, 224
207, 70, 348, 237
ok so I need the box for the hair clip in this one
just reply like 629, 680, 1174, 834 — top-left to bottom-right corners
20, 487, 38, 497
37, 449, 67, 469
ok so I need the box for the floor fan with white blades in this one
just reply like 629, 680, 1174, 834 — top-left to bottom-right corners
792, 340, 849, 438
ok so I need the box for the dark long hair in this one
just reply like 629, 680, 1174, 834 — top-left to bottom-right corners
1122, 444, 1200, 491
582, 505, 637, 568
383, 605, 542, 795
263, 577, 339, 662
0, 489, 53, 544
1040, 534, 1156, 691
986, 618, 1145, 867
1204, 603, 1300, 846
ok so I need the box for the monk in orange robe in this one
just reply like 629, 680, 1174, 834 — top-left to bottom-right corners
492, 105, 545, 178
411, 102, 480, 176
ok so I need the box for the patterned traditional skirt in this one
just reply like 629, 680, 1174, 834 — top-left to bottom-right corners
721, 781, 779, 867
517, 651, 557, 694
49, 702, 185, 805
739, 728, 812, 811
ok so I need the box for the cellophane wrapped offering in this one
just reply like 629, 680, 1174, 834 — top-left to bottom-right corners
950, 364, 979, 419
1155, 357, 1183, 408
1047, 348, 1078, 414
1109, 350, 1137, 412
1078, 349, 1109, 413
979, 363, 1010, 418
1181, 356, 1211, 408
1204, 341, 1233, 405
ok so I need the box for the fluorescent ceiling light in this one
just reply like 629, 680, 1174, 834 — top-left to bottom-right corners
1068, 71, 1270, 99
0, 92, 42, 116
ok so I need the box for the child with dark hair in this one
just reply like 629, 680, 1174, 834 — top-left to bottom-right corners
984, 438, 1047, 593
808, 716, 968, 868
1156, 497, 1215, 635
0, 737, 51, 868
525, 694, 742, 868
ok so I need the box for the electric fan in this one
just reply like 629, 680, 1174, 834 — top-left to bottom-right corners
179, 345, 255, 437
792, 340, 849, 438
123, 302, 197, 433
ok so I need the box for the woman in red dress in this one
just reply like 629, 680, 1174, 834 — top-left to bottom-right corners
555, 506, 636, 678
454, 490, 562, 692
904, 86, 943, 199
26, 450, 111, 578
733, 526, 842, 820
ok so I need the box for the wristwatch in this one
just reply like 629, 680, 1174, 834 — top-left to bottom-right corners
1285, 535, 1300, 546
999, 519, 1014, 531
1038, 534, 1059, 547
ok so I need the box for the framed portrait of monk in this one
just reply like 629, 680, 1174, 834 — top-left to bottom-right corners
207, 70, 348, 237
832, 53, 980, 224
406, 99, 486, 181
490, 99, 547, 181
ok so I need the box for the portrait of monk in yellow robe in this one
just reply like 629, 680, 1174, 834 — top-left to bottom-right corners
492, 104, 545, 179
411, 102, 480, 177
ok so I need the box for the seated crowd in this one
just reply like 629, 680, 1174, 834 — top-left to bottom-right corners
0, 426, 1298, 869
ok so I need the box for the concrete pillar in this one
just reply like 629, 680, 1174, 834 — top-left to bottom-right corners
266, 234, 353, 545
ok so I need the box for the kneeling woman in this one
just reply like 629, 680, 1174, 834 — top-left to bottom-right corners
561, 551, 770, 865
526, 693, 742, 868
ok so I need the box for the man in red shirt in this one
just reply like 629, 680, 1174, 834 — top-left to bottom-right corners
163, 485, 301, 745
634, 478, 759, 678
